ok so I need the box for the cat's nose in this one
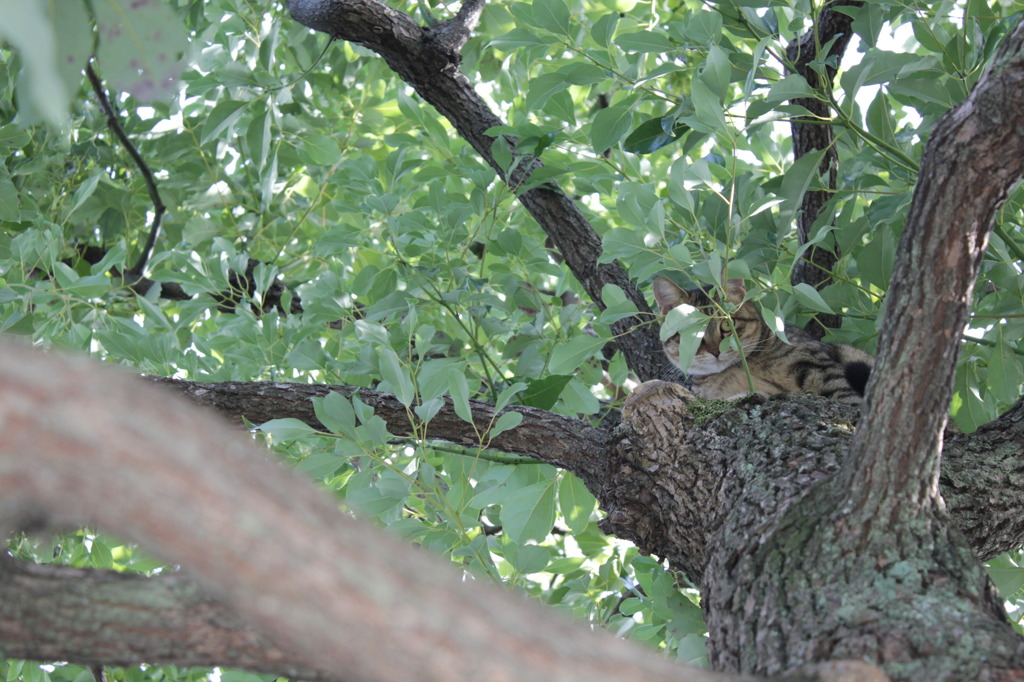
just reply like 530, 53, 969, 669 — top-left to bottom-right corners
708, 348, 720, 358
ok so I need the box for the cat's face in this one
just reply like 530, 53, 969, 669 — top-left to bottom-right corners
652, 277, 766, 375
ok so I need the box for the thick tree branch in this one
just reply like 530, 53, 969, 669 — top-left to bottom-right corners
5, 348, 1016, 679
285, 0, 674, 383
0, 556, 884, 682
428, 0, 486, 53
145, 377, 1024, 566
614, 383, 1024, 678
145, 376, 612, 487
0, 558, 336, 682
0, 341, 719, 682
845, 19, 1024, 518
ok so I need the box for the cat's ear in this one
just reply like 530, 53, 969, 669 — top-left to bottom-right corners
652, 276, 689, 314
725, 279, 746, 302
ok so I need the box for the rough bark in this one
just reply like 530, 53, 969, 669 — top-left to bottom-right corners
602, 383, 1024, 680
285, 0, 674, 384
697, 18, 1024, 680
846, 18, 1024, 522
144, 376, 613, 488
786, 0, 863, 336
146, 376, 1024, 568
0, 558, 331, 681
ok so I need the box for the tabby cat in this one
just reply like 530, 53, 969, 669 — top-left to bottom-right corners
652, 276, 873, 405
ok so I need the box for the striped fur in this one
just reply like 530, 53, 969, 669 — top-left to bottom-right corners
652, 277, 873, 405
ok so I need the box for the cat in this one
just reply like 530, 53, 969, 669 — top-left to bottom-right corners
652, 276, 872, 405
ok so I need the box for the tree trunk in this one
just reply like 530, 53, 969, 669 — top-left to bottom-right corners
702, 17, 1024, 679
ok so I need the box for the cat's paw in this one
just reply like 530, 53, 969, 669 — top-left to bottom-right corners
624, 381, 697, 417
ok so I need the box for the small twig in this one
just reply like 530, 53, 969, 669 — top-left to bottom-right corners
85, 60, 167, 284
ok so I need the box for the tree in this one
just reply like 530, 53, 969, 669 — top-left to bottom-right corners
1, 0, 1024, 681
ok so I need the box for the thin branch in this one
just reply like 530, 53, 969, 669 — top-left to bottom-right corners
147, 375, 1024, 564
84, 61, 167, 283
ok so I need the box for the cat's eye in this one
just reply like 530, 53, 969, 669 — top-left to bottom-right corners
720, 320, 733, 335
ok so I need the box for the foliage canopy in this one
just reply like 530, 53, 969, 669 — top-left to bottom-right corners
2, 0, 1024, 679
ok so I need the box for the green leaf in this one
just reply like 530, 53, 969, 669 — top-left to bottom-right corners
600, 227, 648, 261
660, 304, 708, 374
532, 0, 570, 35
448, 368, 475, 424
259, 418, 318, 441
792, 283, 834, 314
489, 28, 550, 50
489, 411, 523, 438
495, 381, 528, 412
378, 347, 416, 407
598, 282, 641, 323
201, 100, 249, 145
0, 0, 68, 127
549, 335, 604, 374
313, 391, 357, 438
615, 31, 676, 53
299, 134, 342, 166
590, 105, 634, 154
557, 62, 609, 85
987, 342, 1024, 405
681, 10, 722, 45
623, 116, 686, 155
500, 480, 557, 543
414, 396, 445, 424
526, 73, 571, 111
506, 543, 550, 574
519, 375, 573, 409
987, 555, 1024, 599
558, 473, 596, 534
591, 13, 618, 48
767, 74, 817, 101
700, 44, 732, 100
0, 169, 19, 221
68, 173, 103, 218
776, 148, 827, 227
686, 78, 727, 133
246, 105, 273, 171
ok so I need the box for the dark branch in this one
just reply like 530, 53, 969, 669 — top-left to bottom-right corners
145, 376, 612, 488
785, 1, 863, 336
84, 61, 167, 284
285, 0, 674, 383
146, 376, 1024, 567
428, 0, 486, 54
0, 557, 336, 681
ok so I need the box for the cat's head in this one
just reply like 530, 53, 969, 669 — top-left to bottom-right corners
651, 276, 766, 376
